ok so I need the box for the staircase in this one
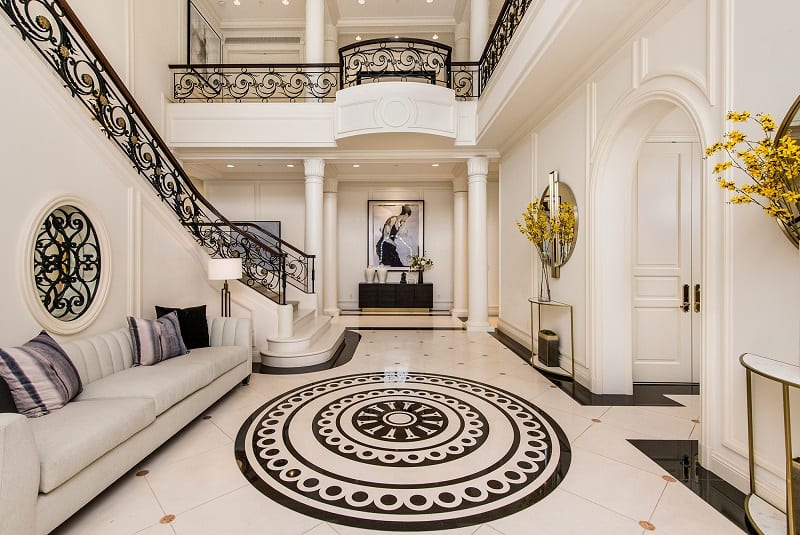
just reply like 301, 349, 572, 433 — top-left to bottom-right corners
0, 0, 342, 368
262, 303, 346, 368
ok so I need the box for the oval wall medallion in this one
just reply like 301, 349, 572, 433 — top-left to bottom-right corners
22, 197, 111, 334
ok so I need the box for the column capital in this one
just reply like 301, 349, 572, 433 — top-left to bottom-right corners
453, 178, 468, 193
324, 177, 338, 193
304, 158, 325, 178
467, 156, 489, 177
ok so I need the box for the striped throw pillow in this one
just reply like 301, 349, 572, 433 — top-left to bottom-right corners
0, 331, 83, 418
128, 311, 187, 366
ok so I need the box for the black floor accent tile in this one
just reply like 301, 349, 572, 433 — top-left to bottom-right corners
629, 440, 754, 534
493, 329, 697, 407
256, 330, 361, 375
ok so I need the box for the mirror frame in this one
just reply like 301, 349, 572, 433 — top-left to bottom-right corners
539, 180, 579, 277
775, 93, 800, 248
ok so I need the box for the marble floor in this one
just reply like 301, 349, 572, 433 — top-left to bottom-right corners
52, 316, 743, 535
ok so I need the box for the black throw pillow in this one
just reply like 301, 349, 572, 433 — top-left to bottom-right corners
0, 376, 17, 413
155, 305, 209, 349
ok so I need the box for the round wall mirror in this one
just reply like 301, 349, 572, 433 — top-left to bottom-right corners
776, 94, 800, 247
539, 178, 578, 277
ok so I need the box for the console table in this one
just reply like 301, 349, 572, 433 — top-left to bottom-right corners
359, 283, 433, 310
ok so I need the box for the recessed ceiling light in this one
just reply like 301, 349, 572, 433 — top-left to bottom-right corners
394, 35, 400, 39
233, 0, 240, 5
355, 35, 362, 41
432, 34, 439, 40
426, 0, 434, 3
281, 0, 289, 4
352, 164, 360, 168
226, 164, 235, 168
286, 164, 295, 168
358, 0, 365, 4
431, 163, 439, 167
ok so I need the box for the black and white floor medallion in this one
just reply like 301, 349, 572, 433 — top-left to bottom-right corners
235, 372, 571, 531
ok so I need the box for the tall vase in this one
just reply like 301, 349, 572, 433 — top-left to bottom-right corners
417, 269, 424, 284
538, 255, 551, 302
364, 265, 376, 283
376, 265, 388, 284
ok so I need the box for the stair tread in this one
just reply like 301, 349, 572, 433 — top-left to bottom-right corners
268, 314, 331, 343
262, 324, 345, 357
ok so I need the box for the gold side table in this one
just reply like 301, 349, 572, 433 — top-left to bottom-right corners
741, 352, 800, 535
529, 298, 575, 381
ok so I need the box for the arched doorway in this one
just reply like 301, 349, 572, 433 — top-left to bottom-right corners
588, 95, 709, 396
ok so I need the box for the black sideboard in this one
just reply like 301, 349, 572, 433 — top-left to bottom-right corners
359, 283, 433, 309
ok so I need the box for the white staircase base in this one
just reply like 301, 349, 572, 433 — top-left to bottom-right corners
261, 310, 346, 368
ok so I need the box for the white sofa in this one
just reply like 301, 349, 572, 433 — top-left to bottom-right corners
0, 316, 252, 535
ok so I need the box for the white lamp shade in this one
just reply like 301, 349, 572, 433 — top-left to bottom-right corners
208, 258, 243, 280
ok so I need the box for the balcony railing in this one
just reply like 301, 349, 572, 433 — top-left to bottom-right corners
169, 0, 531, 103
172, 63, 339, 102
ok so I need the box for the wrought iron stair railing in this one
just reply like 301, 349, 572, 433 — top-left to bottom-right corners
0, 0, 314, 305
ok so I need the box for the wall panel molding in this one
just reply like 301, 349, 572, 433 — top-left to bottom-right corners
127, 188, 142, 317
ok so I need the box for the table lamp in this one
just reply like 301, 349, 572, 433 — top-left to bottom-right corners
208, 258, 243, 317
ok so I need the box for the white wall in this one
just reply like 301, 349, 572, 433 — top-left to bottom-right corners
71, 0, 185, 135
496, 0, 800, 505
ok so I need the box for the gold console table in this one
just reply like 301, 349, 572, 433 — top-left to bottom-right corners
529, 298, 575, 380
741, 352, 800, 535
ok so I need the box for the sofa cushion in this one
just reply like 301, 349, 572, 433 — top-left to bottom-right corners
156, 305, 209, 349
76, 360, 214, 415
0, 331, 83, 418
30, 397, 155, 493
61, 328, 134, 385
179, 345, 248, 378
128, 313, 188, 366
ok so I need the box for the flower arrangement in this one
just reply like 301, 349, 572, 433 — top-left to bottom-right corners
516, 199, 576, 300
516, 200, 576, 261
407, 254, 433, 271
707, 110, 800, 245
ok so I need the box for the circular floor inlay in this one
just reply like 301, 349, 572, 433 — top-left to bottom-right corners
235, 372, 571, 531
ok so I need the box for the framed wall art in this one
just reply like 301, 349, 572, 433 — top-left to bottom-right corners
368, 200, 424, 270
188, 1, 221, 65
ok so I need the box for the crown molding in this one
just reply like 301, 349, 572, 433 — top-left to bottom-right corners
221, 18, 306, 30
336, 16, 456, 29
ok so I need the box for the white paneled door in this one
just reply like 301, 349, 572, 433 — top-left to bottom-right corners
632, 143, 701, 383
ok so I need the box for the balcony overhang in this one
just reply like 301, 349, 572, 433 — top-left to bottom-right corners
335, 82, 459, 140
166, 83, 477, 149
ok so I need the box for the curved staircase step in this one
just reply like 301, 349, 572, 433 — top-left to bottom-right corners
261, 324, 346, 368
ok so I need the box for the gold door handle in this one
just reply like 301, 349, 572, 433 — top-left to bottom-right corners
694, 284, 701, 313
682, 284, 690, 312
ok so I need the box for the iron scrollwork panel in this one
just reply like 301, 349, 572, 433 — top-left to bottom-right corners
33, 205, 101, 321
173, 66, 339, 102
340, 39, 452, 89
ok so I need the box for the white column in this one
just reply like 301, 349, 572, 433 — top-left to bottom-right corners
305, 158, 325, 310
466, 157, 491, 331
323, 178, 340, 316
324, 23, 338, 63
454, 21, 470, 62
305, 0, 325, 63
470, 0, 489, 61
452, 178, 468, 317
